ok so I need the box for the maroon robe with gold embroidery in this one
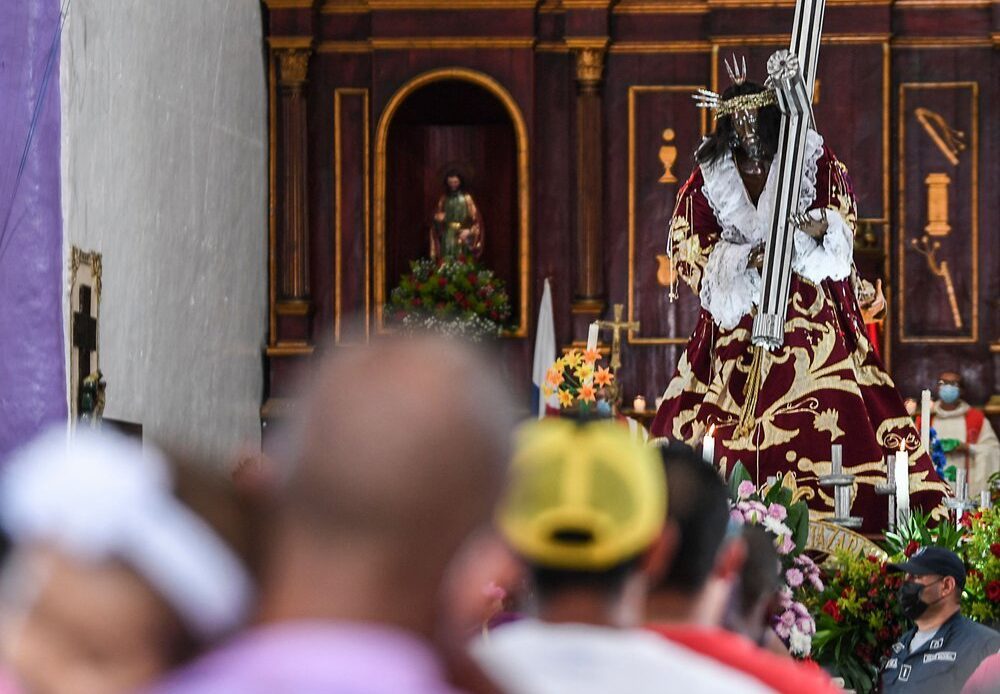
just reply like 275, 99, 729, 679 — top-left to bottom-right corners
651, 133, 946, 533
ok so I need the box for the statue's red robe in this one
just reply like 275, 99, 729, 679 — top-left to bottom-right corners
651, 132, 946, 533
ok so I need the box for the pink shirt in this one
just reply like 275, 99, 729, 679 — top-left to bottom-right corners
147, 621, 464, 694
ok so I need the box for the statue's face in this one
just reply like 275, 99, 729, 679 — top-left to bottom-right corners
730, 108, 765, 163
446, 176, 461, 192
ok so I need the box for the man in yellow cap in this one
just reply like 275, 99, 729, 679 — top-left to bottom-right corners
472, 419, 773, 693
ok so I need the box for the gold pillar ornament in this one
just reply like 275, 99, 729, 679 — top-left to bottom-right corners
574, 47, 605, 91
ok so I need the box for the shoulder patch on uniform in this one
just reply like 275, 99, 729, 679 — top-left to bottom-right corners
893, 642, 904, 653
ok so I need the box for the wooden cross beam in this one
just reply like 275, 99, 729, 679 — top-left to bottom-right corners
751, 0, 827, 350
596, 303, 639, 372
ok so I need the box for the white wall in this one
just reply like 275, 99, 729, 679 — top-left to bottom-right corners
60, 0, 267, 461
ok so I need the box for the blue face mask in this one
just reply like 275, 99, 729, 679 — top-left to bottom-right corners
939, 384, 960, 404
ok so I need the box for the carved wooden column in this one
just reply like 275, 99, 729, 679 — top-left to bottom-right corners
273, 44, 313, 345
571, 43, 607, 335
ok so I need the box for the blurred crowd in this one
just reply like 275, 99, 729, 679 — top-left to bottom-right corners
0, 336, 997, 694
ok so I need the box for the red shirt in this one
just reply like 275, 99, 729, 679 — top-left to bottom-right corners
647, 624, 841, 694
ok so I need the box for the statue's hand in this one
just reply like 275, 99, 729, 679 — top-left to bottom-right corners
859, 279, 886, 323
434, 212, 446, 223
792, 210, 828, 240
748, 245, 765, 270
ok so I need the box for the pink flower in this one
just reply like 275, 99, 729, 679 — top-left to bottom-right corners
779, 535, 796, 555
780, 610, 796, 627
785, 568, 804, 588
767, 503, 788, 521
737, 481, 756, 500
729, 509, 745, 526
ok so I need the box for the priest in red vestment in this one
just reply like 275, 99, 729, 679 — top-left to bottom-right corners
650, 74, 947, 533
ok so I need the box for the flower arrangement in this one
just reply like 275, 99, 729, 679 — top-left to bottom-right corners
959, 507, 1000, 627
725, 463, 816, 657
802, 551, 906, 694
388, 256, 511, 341
541, 349, 615, 411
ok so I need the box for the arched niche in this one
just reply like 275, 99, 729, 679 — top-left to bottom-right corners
374, 69, 529, 337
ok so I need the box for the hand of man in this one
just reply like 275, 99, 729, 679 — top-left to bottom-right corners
748, 245, 765, 270
953, 441, 970, 455
792, 210, 829, 240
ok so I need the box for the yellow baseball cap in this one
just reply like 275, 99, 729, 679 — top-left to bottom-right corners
497, 419, 667, 571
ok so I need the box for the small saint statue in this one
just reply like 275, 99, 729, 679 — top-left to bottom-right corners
430, 170, 483, 262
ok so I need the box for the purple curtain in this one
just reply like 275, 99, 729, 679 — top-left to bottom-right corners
0, 0, 66, 457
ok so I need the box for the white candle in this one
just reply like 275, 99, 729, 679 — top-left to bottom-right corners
703, 424, 716, 465
920, 389, 931, 454
895, 444, 910, 526
586, 322, 599, 352
955, 468, 967, 500
982, 490, 992, 510
633, 395, 646, 413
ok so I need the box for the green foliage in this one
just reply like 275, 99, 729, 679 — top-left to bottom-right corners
803, 551, 906, 694
387, 256, 511, 340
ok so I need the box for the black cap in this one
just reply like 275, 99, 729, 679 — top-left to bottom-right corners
888, 546, 966, 588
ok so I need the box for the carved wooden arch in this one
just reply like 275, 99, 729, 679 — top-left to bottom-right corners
373, 67, 530, 337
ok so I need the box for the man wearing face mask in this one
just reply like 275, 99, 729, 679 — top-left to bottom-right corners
881, 547, 1000, 692
920, 371, 1000, 498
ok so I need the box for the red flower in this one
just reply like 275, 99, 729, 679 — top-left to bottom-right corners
904, 541, 920, 557
467, 273, 478, 285
413, 298, 422, 306
867, 555, 879, 563
987, 581, 1000, 603
438, 277, 448, 287
822, 600, 842, 622
961, 514, 974, 529
455, 292, 465, 302
990, 543, 1000, 559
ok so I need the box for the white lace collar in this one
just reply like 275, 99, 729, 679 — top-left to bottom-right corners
700, 130, 825, 245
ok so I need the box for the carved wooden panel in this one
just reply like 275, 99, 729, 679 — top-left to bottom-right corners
333, 88, 370, 342
898, 82, 978, 343
626, 85, 707, 345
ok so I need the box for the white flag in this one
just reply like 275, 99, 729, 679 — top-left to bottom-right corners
531, 278, 558, 418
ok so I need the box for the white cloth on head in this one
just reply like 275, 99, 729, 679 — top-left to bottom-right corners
472, 620, 774, 694
0, 427, 254, 641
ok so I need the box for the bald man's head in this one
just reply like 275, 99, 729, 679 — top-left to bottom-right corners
284, 336, 516, 562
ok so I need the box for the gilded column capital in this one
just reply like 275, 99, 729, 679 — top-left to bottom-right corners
276, 48, 312, 86
574, 46, 606, 89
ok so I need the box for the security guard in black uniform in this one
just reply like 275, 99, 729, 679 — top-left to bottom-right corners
881, 547, 1000, 693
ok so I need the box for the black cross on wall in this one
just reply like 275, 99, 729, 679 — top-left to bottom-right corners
73, 285, 98, 410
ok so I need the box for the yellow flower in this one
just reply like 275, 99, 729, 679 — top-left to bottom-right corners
574, 364, 594, 383
594, 366, 614, 387
557, 389, 575, 408
583, 348, 600, 364
542, 385, 554, 398
578, 383, 597, 403
564, 350, 583, 368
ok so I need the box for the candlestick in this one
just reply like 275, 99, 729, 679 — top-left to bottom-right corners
920, 389, 931, 454
586, 322, 599, 353
831, 444, 843, 476
702, 424, 716, 466
895, 444, 910, 527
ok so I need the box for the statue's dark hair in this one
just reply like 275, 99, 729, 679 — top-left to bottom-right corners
695, 81, 782, 166
443, 169, 465, 191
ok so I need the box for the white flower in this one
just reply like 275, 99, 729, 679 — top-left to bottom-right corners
788, 626, 812, 657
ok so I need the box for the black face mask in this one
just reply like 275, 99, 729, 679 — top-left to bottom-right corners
899, 578, 943, 620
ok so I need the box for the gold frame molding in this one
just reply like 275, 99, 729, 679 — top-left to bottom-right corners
373, 67, 531, 338
626, 85, 708, 345
334, 88, 371, 342
898, 81, 979, 344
